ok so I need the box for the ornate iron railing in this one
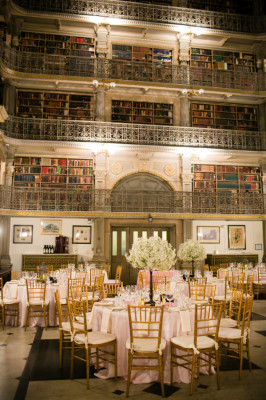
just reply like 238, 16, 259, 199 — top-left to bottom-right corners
2, 115, 265, 151
0, 39, 264, 91
0, 186, 264, 215
12, 0, 266, 33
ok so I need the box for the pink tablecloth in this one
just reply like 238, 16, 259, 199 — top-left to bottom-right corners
92, 305, 212, 385
4, 281, 61, 327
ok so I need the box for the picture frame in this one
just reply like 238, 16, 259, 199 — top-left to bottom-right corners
40, 219, 62, 235
13, 225, 33, 244
197, 226, 220, 244
228, 225, 246, 250
72, 226, 92, 244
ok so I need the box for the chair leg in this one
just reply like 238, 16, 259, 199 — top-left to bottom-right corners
59, 332, 63, 369
190, 353, 196, 396
70, 341, 74, 379
114, 341, 117, 380
86, 346, 90, 389
246, 338, 252, 372
126, 351, 133, 398
170, 344, 174, 385
25, 306, 29, 331
215, 348, 220, 390
158, 354, 165, 397
239, 342, 243, 379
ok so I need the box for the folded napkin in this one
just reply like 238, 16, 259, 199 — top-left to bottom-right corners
59, 285, 67, 299
101, 308, 112, 333
180, 310, 191, 332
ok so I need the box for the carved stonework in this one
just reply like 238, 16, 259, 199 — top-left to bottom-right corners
181, 173, 193, 183
110, 162, 123, 175
164, 165, 176, 177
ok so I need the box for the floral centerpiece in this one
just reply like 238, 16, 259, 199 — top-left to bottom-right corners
177, 239, 206, 276
126, 236, 176, 304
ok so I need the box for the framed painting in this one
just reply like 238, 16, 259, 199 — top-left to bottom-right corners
40, 219, 62, 235
197, 226, 220, 244
72, 226, 91, 244
228, 225, 246, 250
13, 225, 33, 244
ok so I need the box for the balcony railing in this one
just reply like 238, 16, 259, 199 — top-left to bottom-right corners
1, 39, 264, 92
2, 116, 265, 152
0, 186, 264, 215
12, 0, 266, 33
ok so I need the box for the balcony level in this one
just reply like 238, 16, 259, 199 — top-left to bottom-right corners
2, 116, 265, 152
10, 0, 266, 34
0, 186, 264, 217
1, 40, 265, 93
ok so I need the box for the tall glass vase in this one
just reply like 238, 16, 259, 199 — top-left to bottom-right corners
145, 269, 155, 306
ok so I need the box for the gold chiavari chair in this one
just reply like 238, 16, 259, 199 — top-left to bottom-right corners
25, 279, 49, 330
219, 263, 229, 269
126, 305, 165, 397
138, 270, 149, 290
205, 284, 216, 303
253, 267, 266, 299
217, 268, 229, 279
188, 281, 206, 302
54, 290, 71, 368
220, 288, 244, 328
244, 274, 253, 297
152, 275, 169, 293
203, 264, 209, 273
0, 278, 20, 329
68, 298, 117, 389
218, 295, 254, 379
100, 264, 111, 278
170, 302, 223, 395
11, 270, 23, 280
210, 265, 219, 277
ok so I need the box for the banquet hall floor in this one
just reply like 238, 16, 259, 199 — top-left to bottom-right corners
0, 299, 266, 400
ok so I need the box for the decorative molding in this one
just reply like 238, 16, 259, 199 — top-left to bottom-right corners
164, 165, 176, 177
110, 162, 123, 175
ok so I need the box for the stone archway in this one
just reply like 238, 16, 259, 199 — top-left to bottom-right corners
111, 172, 174, 212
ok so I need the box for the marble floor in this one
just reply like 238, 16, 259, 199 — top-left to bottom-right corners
0, 299, 266, 400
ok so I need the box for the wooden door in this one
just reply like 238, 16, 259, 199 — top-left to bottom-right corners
111, 226, 171, 286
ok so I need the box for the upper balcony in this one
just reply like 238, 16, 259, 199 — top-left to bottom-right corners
1, 39, 265, 93
11, 0, 266, 34
2, 115, 265, 152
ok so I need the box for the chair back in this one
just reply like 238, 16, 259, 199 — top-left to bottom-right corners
26, 279, 46, 302
93, 273, 105, 301
188, 282, 206, 301
115, 265, 122, 282
138, 271, 149, 290
11, 270, 23, 280
89, 268, 102, 286
55, 290, 64, 328
67, 298, 87, 335
194, 303, 223, 348
205, 284, 216, 301
67, 277, 85, 298
245, 274, 253, 296
127, 305, 164, 352
152, 275, 169, 292
217, 268, 229, 279
240, 295, 254, 335
228, 288, 244, 325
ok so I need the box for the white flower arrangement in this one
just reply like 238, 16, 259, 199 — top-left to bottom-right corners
126, 236, 176, 271
177, 239, 206, 262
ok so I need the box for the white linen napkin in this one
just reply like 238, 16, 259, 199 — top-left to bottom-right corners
59, 285, 67, 299
180, 310, 191, 332
101, 308, 112, 333
3, 283, 18, 299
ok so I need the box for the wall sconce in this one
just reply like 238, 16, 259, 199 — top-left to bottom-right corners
92, 80, 116, 89
181, 89, 204, 96
148, 215, 153, 223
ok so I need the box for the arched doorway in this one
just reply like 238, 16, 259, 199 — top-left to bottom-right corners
110, 173, 175, 285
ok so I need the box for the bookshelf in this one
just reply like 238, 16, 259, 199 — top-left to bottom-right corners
19, 32, 96, 58
17, 90, 94, 121
111, 100, 173, 125
190, 48, 256, 72
192, 164, 261, 193
191, 102, 258, 131
112, 44, 172, 64
13, 156, 94, 189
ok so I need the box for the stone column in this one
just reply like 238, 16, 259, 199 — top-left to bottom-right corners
93, 217, 105, 261
180, 95, 190, 126
95, 88, 105, 121
0, 215, 12, 269
5, 150, 15, 186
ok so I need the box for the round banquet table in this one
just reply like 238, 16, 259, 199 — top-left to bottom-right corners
92, 304, 213, 385
3, 281, 65, 327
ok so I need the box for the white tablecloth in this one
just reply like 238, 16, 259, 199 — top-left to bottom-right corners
92, 304, 212, 385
